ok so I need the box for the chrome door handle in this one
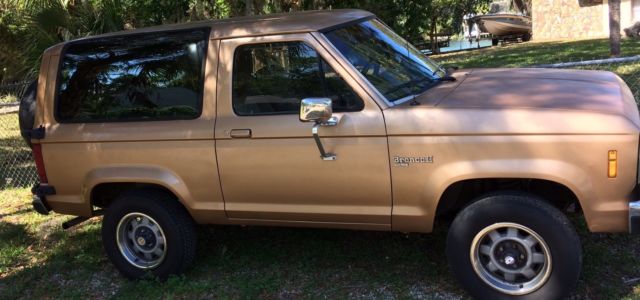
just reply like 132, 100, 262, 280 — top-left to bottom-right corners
230, 129, 252, 138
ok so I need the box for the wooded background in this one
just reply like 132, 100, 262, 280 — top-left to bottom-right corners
0, 0, 493, 83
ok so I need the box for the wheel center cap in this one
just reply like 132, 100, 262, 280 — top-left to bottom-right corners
504, 255, 515, 265
137, 237, 146, 246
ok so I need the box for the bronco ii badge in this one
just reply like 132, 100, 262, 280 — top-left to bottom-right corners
393, 156, 434, 167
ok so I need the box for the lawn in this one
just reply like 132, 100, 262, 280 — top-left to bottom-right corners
0, 95, 18, 105
3, 38, 640, 299
433, 38, 640, 68
3, 187, 640, 299
0, 188, 463, 299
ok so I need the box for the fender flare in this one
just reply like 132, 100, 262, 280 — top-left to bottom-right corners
393, 158, 594, 232
81, 165, 193, 211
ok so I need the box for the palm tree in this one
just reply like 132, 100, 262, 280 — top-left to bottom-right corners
0, 0, 126, 80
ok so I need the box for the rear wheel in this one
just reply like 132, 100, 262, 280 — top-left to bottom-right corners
446, 193, 581, 299
102, 190, 196, 279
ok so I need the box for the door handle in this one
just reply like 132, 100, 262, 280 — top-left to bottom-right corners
229, 129, 252, 138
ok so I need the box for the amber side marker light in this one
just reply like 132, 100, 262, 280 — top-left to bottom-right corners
608, 150, 617, 178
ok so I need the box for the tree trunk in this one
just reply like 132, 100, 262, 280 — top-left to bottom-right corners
609, 0, 621, 56
430, 34, 437, 54
245, 0, 254, 16
430, 18, 439, 54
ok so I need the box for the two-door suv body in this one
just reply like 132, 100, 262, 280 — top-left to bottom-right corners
21, 9, 640, 299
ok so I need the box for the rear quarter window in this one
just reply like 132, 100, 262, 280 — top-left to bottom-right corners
55, 28, 209, 123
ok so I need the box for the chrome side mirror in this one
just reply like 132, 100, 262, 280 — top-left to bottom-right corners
299, 98, 338, 161
300, 98, 332, 123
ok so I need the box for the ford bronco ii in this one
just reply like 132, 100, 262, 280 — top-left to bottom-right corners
20, 9, 640, 299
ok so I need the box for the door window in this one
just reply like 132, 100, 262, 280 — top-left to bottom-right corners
232, 42, 364, 116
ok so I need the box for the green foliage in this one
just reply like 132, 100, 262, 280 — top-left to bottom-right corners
0, 0, 489, 82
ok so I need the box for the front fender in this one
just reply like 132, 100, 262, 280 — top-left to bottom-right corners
392, 158, 593, 232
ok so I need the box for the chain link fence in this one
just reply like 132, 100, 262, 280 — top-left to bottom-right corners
535, 56, 640, 103
1, 80, 37, 189
0, 58, 639, 189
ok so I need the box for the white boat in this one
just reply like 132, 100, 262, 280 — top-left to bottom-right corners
471, 14, 532, 40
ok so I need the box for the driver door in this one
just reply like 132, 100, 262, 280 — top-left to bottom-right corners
214, 33, 391, 226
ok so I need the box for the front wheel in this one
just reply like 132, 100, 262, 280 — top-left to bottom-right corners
446, 193, 581, 299
102, 190, 197, 279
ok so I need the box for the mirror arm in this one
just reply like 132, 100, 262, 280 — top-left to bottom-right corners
312, 121, 337, 161
320, 116, 340, 126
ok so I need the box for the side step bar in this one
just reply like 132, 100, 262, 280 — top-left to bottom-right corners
62, 210, 104, 230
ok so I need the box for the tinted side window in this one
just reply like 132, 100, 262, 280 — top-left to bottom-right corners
232, 42, 364, 116
56, 29, 208, 122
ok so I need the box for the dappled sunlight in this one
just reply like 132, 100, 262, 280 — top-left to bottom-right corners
0, 113, 38, 188
0, 188, 463, 298
0, 188, 119, 297
2, 187, 640, 298
434, 38, 640, 68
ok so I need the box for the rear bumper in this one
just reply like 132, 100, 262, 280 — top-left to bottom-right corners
31, 184, 56, 215
630, 200, 640, 234
32, 194, 50, 215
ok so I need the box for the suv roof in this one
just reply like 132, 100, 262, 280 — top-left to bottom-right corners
63, 9, 373, 43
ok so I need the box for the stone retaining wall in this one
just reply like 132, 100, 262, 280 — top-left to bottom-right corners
532, 0, 606, 39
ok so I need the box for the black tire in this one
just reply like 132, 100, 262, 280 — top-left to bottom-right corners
522, 33, 532, 42
18, 80, 38, 148
102, 189, 197, 279
446, 193, 581, 300
492, 38, 499, 46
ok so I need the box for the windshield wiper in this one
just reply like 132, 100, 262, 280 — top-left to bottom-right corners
386, 74, 457, 101
432, 64, 447, 76
385, 78, 435, 99
436, 75, 456, 82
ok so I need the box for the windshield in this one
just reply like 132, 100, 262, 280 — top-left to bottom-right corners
324, 19, 446, 102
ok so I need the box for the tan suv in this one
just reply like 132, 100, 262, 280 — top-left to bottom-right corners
20, 9, 640, 299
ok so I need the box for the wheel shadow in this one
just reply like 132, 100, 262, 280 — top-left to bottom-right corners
183, 223, 464, 298
3, 213, 639, 299
0, 216, 119, 298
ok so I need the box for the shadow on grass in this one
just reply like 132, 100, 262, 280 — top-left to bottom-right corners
434, 38, 640, 69
0, 219, 109, 299
0, 207, 36, 219
114, 224, 461, 299
0, 221, 34, 273
0, 210, 463, 299
1, 208, 640, 298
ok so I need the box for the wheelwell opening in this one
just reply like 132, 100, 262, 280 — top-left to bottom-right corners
435, 178, 581, 224
90, 182, 178, 209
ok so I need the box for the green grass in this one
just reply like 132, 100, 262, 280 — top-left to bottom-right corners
2, 187, 640, 299
0, 94, 18, 105
0, 188, 463, 299
433, 38, 640, 68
